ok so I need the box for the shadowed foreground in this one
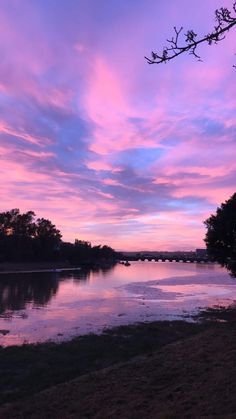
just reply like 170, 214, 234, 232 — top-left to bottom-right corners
0, 313, 236, 418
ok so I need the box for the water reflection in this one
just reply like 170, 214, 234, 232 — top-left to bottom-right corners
0, 262, 235, 346
0, 265, 115, 318
0, 273, 59, 316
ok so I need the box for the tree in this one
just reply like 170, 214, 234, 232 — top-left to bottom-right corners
204, 193, 236, 276
0, 209, 62, 262
34, 218, 62, 260
0, 209, 36, 260
0, 209, 36, 237
145, 2, 236, 65
0, 209, 118, 264
74, 239, 92, 261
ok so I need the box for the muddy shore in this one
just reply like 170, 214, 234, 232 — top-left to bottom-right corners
0, 305, 236, 418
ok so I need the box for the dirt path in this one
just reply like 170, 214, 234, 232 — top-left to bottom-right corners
1, 326, 236, 418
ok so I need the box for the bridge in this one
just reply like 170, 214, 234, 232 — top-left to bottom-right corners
121, 251, 213, 264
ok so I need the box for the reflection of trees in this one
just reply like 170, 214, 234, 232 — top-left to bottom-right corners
0, 273, 60, 314
59, 269, 90, 282
0, 265, 115, 316
71, 265, 115, 282
100, 265, 115, 276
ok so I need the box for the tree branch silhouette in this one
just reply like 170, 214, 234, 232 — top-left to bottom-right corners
145, 2, 236, 65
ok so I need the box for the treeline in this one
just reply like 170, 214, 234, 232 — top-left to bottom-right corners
0, 209, 118, 263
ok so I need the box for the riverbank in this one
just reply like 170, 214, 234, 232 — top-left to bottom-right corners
0, 261, 75, 273
0, 260, 117, 274
0, 305, 236, 418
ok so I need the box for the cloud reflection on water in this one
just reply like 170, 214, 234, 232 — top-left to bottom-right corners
0, 262, 235, 346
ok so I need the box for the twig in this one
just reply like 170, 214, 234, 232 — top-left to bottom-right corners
145, 2, 236, 65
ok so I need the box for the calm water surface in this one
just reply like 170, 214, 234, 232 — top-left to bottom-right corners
0, 261, 236, 346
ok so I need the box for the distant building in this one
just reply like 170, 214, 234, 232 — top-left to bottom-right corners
196, 248, 208, 258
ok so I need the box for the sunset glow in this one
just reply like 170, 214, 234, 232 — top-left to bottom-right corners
0, 0, 235, 250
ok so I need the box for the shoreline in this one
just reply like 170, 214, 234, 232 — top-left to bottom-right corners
0, 267, 81, 274
0, 261, 74, 273
0, 260, 116, 274
0, 305, 236, 417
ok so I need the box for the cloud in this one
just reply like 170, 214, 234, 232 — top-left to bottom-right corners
0, 0, 235, 250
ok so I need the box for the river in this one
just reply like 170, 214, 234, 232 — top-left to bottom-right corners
0, 261, 235, 346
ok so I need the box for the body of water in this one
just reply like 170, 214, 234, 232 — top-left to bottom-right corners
0, 261, 235, 346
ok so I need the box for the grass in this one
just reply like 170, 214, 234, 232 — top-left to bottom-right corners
1, 317, 236, 418
1, 304, 236, 418
0, 320, 210, 406
194, 301, 236, 322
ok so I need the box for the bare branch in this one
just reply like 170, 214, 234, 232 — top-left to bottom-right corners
145, 2, 236, 65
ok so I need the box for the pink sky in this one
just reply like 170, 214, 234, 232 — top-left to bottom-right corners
0, 0, 235, 251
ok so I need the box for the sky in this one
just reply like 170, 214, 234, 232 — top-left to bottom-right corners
0, 0, 235, 251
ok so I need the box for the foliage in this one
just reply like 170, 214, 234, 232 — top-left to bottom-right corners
34, 218, 62, 260
204, 193, 236, 276
0, 209, 61, 262
0, 209, 117, 263
145, 2, 236, 65
60, 240, 117, 263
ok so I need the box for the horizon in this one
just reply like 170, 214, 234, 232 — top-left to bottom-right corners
0, 0, 235, 251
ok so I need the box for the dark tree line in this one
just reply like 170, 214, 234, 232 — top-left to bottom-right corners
145, 2, 236, 65
59, 239, 118, 264
0, 209, 61, 262
0, 209, 118, 263
204, 193, 236, 277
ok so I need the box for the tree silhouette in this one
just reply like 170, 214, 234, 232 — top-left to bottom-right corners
0, 209, 61, 262
145, 2, 236, 65
0, 209, 118, 263
204, 193, 236, 276
34, 218, 62, 260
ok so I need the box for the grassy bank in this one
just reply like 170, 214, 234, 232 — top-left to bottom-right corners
0, 261, 74, 273
0, 321, 208, 406
0, 306, 236, 418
